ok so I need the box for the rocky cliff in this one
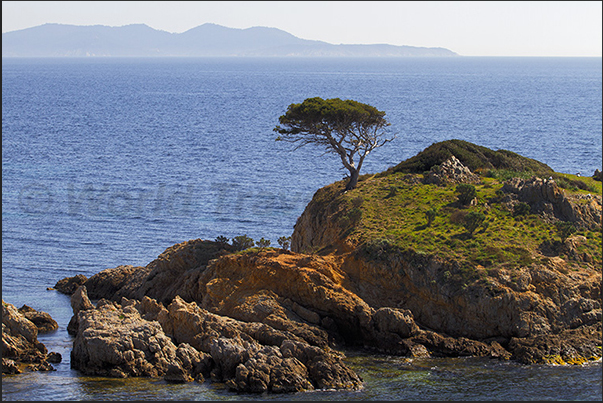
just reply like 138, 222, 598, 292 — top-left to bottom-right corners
40, 141, 603, 392
292, 148, 601, 340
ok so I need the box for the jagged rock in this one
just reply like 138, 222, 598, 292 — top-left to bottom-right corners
58, 234, 601, 370
174, 342, 210, 382
69, 240, 237, 306
501, 176, 602, 229
593, 169, 602, 181
65, 288, 362, 393
129, 239, 236, 303
54, 274, 88, 295
411, 330, 512, 359
371, 307, 420, 338
70, 294, 187, 380
2, 358, 21, 374
229, 348, 313, 393
48, 141, 600, 388
67, 285, 95, 335
18, 304, 59, 333
155, 296, 362, 392
280, 339, 361, 390
83, 265, 146, 300
198, 251, 376, 347
422, 155, 480, 185
2, 300, 60, 373
508, 323, 602, 364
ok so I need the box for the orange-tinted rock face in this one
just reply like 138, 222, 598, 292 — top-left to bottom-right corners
46, 143, 602, 389
282, 167, 601, 362
64, 232, 600, 367
55, 156, 601, 374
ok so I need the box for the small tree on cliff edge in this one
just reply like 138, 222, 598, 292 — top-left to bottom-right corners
274, 97, 395, 190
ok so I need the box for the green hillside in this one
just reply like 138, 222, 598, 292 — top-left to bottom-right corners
309, 141, 602, 275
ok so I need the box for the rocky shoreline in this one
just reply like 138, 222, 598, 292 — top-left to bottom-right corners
2, 300, 62, 374
3, 146, 602, 394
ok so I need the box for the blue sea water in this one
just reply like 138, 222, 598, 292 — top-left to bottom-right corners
2, 56, 602, 401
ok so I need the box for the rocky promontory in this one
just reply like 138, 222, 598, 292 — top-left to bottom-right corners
12, 140, 600, 393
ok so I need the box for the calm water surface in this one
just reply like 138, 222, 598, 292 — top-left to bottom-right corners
2, 57, 602, 400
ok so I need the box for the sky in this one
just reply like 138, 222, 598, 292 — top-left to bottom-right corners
2, 1, 602, 57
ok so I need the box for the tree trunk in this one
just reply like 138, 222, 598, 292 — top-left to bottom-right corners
346, 169, 360, 190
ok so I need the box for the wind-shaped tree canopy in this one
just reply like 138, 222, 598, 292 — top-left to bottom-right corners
274, 97, 395, 190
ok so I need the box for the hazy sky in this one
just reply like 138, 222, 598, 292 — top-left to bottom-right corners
2, 1, 602, 56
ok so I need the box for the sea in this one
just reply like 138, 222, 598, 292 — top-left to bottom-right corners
2, 56, 602, 401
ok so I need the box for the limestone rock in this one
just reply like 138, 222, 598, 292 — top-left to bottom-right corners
155, 296, 362, 392
2, 300, 59, 373
501, 176, 602, 229
422, 155, 480, 185
18, 304, 59, 333
54, 274, 88, 295
84, 265, 147, 301
70, 295, 186, 380
67, 285, 95, 335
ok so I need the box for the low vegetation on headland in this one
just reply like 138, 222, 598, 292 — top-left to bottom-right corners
300, 139, 601, 269
3, 139, 601, 395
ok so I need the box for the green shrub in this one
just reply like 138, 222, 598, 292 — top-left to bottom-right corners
351, 196, 364, 207
359, 238, 400, 262
555, 221, 577, 242
385, 186, 398, 198
339, 207, 362, 229
456, 184, 477, 205
486, 169, 535, 181
256, 237, 271, 248
232, 234, 255, 251
513, 202, 531, 217
215, 235, 230, 245
450, 209, 468, 224
552, 174, 596, 192
389, 139, 553, 175
425, 207, 438, 226
464, 211, 486, 235
277, 236, 292, 250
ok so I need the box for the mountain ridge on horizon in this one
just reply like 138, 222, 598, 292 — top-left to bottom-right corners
1, 22, 459, 57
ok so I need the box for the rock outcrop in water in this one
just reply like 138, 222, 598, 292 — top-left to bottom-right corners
69, 287, 362, 392
51, 140, 602, 392
2, 300, 62, 374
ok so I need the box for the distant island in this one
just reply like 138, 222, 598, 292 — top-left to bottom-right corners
1, 23, 458, 58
